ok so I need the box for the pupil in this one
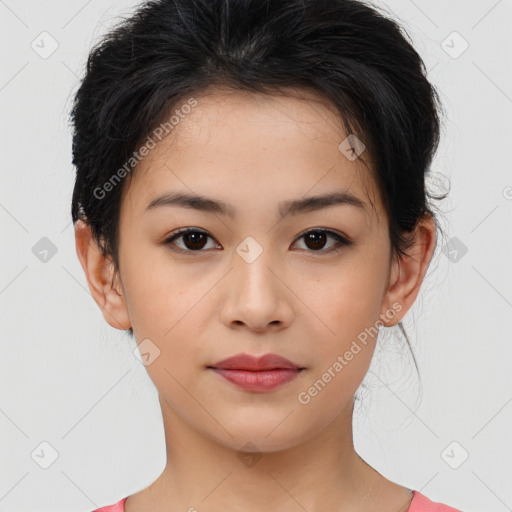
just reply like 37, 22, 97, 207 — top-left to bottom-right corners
306, 231, 326, 250
185, 232, 207, 250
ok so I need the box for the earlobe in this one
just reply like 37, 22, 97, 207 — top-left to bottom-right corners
380, 259, 404, 326
74, 220, 132, 331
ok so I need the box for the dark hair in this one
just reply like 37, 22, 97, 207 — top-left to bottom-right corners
69, 0, 449, 374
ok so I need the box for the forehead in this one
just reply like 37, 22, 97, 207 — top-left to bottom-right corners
122, 86, 383, 223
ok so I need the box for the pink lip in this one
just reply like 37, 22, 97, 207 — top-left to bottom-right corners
211, 353, 302, 371
208, 353, 305, 392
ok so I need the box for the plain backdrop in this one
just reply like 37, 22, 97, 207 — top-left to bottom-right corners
1, 1, 511, 511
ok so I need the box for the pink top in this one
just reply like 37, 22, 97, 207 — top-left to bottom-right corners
92, 490, 464, 511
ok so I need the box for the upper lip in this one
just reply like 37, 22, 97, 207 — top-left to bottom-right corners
209, 353, 303, 371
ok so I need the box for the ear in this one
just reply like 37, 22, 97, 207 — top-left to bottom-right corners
74, 220, 132, 331
380, 214, 437, 326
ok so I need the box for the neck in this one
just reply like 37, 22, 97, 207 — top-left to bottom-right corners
125, 396, 411, 512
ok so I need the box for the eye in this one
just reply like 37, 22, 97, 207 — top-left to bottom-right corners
163, 228, 220, 253
163, 227, 351, 254
292, 228, 352, 254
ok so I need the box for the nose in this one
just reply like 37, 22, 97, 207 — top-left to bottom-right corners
219, 249, 295, 333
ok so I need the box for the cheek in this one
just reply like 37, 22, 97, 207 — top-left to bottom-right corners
123, 266, 217, 380
303, 260, 385, 337
296, 255, 387, 395
120, 242, 201, 331
296, 276, 380, 415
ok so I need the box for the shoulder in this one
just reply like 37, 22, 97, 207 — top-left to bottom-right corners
90, 497, 127, 512
409, 490, 465, 512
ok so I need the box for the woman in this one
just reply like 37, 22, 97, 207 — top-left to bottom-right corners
70, 0, 463, 510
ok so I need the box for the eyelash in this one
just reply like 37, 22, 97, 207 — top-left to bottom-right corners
163, 227, 352, 255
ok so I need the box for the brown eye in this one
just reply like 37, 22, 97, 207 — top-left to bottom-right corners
164, 228, 220, 252
163, 227, 351, 255
304, 231, 328, 250
293, 229, 351, 254
181, 231, 208, 250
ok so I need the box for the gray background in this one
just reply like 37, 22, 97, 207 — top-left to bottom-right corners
1, 0, 511, 511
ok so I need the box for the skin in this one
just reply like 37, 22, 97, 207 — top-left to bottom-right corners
75, 86, 436, 512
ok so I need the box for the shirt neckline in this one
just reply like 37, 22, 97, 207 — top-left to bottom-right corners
121, 490, 420, 512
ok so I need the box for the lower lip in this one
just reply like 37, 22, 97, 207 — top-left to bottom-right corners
210, 368, 301, 392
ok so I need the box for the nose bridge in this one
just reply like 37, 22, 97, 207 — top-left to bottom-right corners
234, 234, 281, 299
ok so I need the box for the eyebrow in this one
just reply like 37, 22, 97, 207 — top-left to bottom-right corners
145, 190, 366, 219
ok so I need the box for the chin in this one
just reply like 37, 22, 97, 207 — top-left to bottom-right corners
199, 416, 316, 454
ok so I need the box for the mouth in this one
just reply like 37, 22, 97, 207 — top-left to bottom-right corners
207, 353, 306, 392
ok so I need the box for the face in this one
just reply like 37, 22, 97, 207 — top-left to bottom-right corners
88, 87, 407, 452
